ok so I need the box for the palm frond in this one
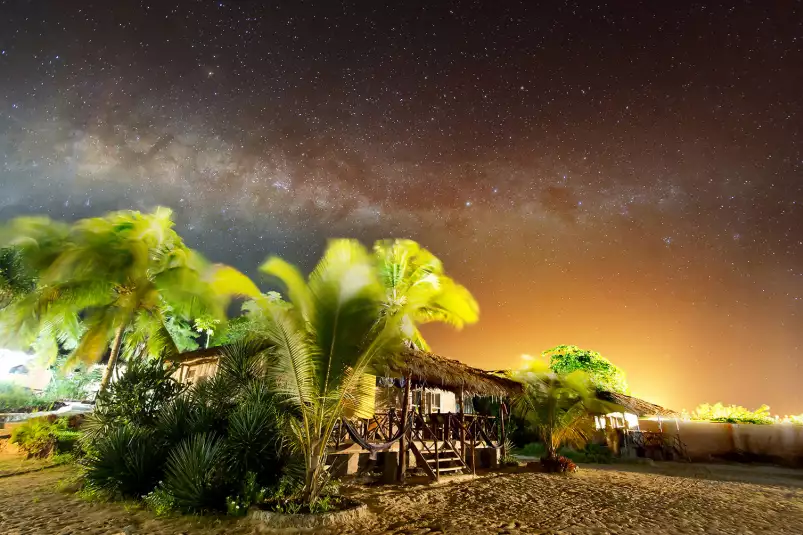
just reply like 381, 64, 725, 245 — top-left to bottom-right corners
260, 257, 312, 318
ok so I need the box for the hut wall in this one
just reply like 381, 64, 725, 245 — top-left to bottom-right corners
643, 419, 803, 467
175, 361, 220, 384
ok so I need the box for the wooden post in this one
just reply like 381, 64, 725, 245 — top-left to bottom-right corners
459, 388, 466, 463
396, 376, 412, 482
471, 420, 477, 475
500, 402, 507, 460
434, 426, 440, 481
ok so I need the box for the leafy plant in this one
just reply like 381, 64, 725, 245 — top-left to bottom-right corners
43, 358, 101, 401
11, 418, 58, 458
10, 417, 79, 458
90, 357, 186, 433
373, 238, 479, 350
782, 414, 803, 425
163, 433, 224, 512
143, 488, 177, 517
0, 207, 258, 393
249, 239, 405, 503
0, 381, 44, 412
225, 472, 265, 516
224, 397, 284, 484
543, 345, 629, 394
82, 425, 162, 497
686, 403, 774, 425
509, 358, 613, 468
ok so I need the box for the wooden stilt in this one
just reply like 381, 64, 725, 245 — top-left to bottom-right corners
500, 401, 507, 460
459, 388, 466, 463
396, 375, 412, 482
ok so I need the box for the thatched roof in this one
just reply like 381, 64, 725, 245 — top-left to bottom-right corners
168, 345, 226, 366
379, 348, 523, 397
597, 391, 678, 418
170, 345, 521, 398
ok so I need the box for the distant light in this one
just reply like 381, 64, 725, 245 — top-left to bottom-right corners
465, 201, 472, 207
0, 348, 33, 382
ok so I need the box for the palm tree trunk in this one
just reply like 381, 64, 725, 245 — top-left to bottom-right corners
98, 324, 125, 394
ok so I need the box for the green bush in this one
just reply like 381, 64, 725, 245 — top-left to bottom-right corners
143, 488, 177, 517
516, 442, 546, 458
515, 442, 613, 464
43, 360, 101, 401
83, 426, 162, 497
10, 417, 80, 458
11, 418, 57, 458
163, 433, 224, 512
0, 382, 48, 412
91, 357, 185, 431
225, 472, 265, 516
687, 403, 775, 425
224, 399, 282, 482
81, 346, 289, 516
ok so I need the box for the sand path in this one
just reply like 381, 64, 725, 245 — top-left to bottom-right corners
2, 465, 803, 534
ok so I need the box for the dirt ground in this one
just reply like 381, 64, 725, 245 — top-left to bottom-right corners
2, 462, 803, 535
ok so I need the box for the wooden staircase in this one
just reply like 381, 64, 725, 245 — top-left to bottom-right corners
410, 439, 468, 481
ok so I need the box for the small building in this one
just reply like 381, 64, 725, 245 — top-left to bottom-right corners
593, 391, 683, 460
170, 344, 522, 481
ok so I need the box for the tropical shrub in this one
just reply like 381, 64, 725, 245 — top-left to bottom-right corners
89, 357, 186, 433
80, 344, 289, 513
10, 416, 80, 458
42, 359, 102, 401
515, 442, 612, 464
163, 433, 224, 512
143, 488, 177, 517
82, 426, 163, 497
686, 403, 774, 425
0, 382, 44, 412
543, 345, 629, 394
225, 472, 265, 517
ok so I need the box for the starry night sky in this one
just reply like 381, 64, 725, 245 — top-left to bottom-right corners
1, 1, 801, 412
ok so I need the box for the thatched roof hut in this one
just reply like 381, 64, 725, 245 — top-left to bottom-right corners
597, 391, 678, 418
379, 348, 522, 397
169, 345, 521, 398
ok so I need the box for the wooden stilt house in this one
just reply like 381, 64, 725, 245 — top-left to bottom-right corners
170, 345, 522, 482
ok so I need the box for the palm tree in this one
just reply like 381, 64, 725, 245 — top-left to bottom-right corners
373, 239, 479, 350
509, 359, 610, 463
0, 247, 36, 309
0, 207, 259, 392
251, 239, 403, 503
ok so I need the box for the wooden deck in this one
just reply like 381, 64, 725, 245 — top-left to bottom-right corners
329, 410, 506, 481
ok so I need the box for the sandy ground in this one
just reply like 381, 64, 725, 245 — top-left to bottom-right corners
2, 463, 803, 535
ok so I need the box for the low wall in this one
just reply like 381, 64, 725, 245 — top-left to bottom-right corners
639, 419, 803, 466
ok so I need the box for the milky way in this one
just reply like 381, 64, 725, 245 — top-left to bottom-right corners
1, 2, 801, 412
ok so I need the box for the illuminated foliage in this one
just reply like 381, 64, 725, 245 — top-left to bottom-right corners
251, 239, 404, 503
373, 238, 479, 350
544, 345, 629, 394
0, 208, 258, 392
685, 402, 774, 425
508, 358, 614, 464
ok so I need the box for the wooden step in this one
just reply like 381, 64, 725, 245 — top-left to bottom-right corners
433, 466, 465, 473
426, 456, 461, 465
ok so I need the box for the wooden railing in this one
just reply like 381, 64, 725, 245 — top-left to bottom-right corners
332, 410, 504, 450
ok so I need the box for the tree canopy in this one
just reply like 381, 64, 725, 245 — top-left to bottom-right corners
0, 207, 258, 391
372, 238, 479, 350
543, 345, 629, 394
